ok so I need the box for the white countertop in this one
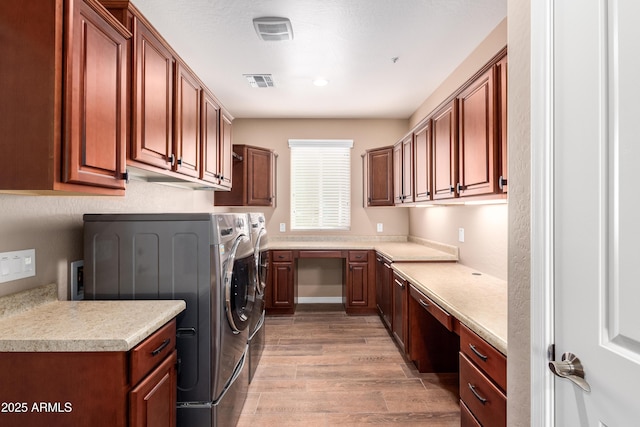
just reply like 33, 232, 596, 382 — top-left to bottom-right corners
392, 262, 507, 355
0, 285, 185, 352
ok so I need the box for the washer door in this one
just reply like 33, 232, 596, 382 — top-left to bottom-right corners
254, 228, 268, 296
223, 234, 254, 334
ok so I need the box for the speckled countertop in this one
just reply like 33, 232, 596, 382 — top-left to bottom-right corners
0, 284, 185, 352
266, 235, 459, 262
392, 262, 507, 355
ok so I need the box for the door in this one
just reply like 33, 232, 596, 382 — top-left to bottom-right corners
550, 0, 640, 423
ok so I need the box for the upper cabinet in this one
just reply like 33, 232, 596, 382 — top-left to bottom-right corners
363, 146, 394, 207
214, 145, 276, 206
374, 48, 507, 206
102, 0, 233, 190
0, 0, 130, 195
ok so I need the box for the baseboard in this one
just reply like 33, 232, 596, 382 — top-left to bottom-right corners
297, 297, 342, 304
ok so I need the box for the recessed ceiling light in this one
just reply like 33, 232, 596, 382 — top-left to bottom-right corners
313, 78, 329, 87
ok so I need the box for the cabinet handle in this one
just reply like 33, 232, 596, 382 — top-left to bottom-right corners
376, 258, 382, 262
394, 279, 404, 288
456, 183, 466, 193
469, 344, 489, 361
419, 299, 430, 309
177, 157, 183, 166
168, 154, 176, 166
123, 170, 130, 184
468, 383, 488, 404
449, 185, 455, 194
384, 263, 391, 269
151, 338, 171, 356
499, 176, 508, 190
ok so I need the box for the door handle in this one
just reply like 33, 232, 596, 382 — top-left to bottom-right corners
548, 352, 591, 392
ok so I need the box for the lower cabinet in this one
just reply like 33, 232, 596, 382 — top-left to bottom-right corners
344, 250, 376, 314
459, 323, 507, 427
0, 320, 177, 427
391, 272, 408, 354
375, 254, 393, 330
266, 250, 296, 315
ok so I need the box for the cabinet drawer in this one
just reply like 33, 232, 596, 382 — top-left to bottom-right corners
271, 250, 293, 262
348, 250, 369, 262
460, 353, 506, 427
130, 320, 177, 386
460, 323, 506, 392
409, 285, 453, 331
460, 400, 482, 427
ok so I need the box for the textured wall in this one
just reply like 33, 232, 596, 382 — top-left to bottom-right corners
507, 0, 531, 425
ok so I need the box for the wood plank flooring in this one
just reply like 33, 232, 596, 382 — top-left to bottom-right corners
237, 304, 460, 426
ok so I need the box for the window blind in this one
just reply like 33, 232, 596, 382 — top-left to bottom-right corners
289, 139, 353, 230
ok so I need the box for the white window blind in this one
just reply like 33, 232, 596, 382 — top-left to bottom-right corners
289, 139, 353, 230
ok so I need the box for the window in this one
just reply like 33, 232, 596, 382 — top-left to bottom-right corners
289, 139, 353, 230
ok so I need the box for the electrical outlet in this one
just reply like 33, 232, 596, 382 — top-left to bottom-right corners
0, 249, 36, 284
458, 228, 465, 243
279, 223, 286, 232
376, 223, 383, 232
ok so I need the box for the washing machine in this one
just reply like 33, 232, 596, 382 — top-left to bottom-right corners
248, 212, 268, 383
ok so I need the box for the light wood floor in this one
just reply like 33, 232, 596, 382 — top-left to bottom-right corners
237, 304, 460, 426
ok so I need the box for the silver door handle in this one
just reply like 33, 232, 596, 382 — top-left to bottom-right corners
548, 352, 591, 392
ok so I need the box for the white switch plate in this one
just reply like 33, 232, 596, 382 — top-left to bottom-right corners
376, 223, 383, 232
458, 228, 465, 243
279, 223, 286, 232
0, 249, 36, 283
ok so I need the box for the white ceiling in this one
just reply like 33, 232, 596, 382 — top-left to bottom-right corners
130, 0, 506, 119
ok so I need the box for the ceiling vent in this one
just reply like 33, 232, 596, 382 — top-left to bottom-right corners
244, 74, 275, 88
253, 17, 293, 41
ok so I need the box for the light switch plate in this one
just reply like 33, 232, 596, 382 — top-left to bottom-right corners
376, 223, 383, 232
279, 223, 286, 232
458, 228, 465, 243
0, 249, 36, 284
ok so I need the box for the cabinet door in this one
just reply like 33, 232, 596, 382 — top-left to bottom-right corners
218, 112, 233, 189
347, 262, 369, 307
392, 273, 407, 353
200, 88, 221, 184
376, 258, 393, 330
271, 262, 294, 308
246, 146, 273, 206
130, 350, 177, 427
457, 68, 496, 197
496, 56, 508, 193
432, 100, 458, 200
64, 0, 128, 189
366, 147, 394, 206
174, 61, 201, 178
393, 142, 403, 204
401, 134, 414, 203
131, 17, 174, 169
413, 121, 432, 202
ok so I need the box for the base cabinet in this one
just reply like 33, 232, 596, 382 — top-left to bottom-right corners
0, 320, 177, 427
375, 254, 393, 330
344, 251, 376, 314
391, 273, 408, 354
266, 250, 296, 315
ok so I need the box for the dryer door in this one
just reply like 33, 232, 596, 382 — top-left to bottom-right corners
254, 228, 268, 296
223, 234, 254, 334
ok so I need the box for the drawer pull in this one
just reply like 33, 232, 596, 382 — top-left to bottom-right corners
151, 338, 171, 356
419, 299, 430, 309
394, 279, 405, 288
468, 383, 488, 404
469, 344, 489, 361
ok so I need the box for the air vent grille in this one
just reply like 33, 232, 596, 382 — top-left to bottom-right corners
253, 17, 293, 41
244, 74, 275, 88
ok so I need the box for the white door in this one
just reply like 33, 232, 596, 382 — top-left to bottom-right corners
552, 0, 640, 423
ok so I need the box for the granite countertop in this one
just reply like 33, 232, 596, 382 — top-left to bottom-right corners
266, 236, 459, 262
0, 284, 186, 352
392, 262, 507, 355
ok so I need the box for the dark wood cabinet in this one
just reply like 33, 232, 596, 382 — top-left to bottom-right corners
219, 111, 234, 189
174, 60, 201, 178
344, 251, 376, 314
200, 88, 221, 184
214, 145, 276, 206
1, 0, 129, 195
0, 320, 177, 427
431, 100, 458, 200
392, 272, 408, 354
129, 14, 175, 170
363, 147, 394, 206
393, 134, 414, 204
267, 250, 296, 315
413, 120, 432, 202
496, 55, 508, 194
375, 254, 393, 330
456, 67, 497, 197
